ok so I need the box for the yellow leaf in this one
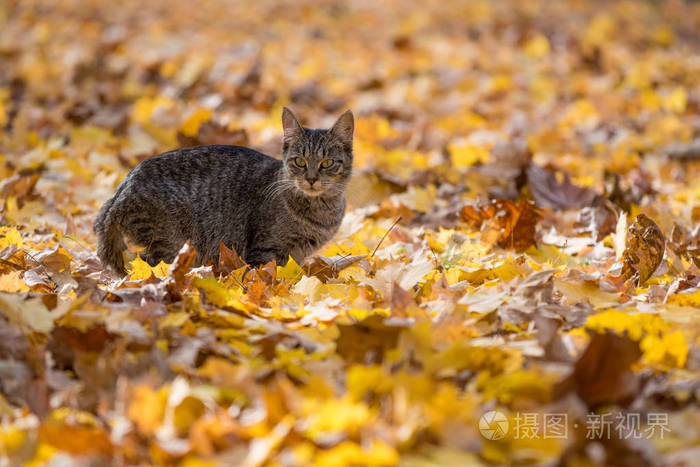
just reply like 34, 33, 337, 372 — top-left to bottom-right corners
313, 440, 398, 467
302, 396, 373, 441
180, 108, 212, 137
0, 271, 29, 292
173, 396, 206, 436
128, 256, 170, 280
277, 256, 303, 282
24, 444, 58, 467
641, 330, 688, 368
662, 87, 687, 114
0, 293, 55, 332
0, 99, 6, 128
584, 14, 615, 51
481, 369, 556, 404
0, 226, 23, 249
347, 365, 392, 401
666, 288, 700, 307
585, 310, 664, 341
179, 458, 218, 467
0, 425, 26, 454
490, 74, 512, 92
192, 276, 251, 313
448, 143, 489, 169
585, 310, 688, 367
524, 34, 550, 58
131, 95, 175, 124
560, 99, 598, 128
554, 279, 621, 309
152, 260, 170, 277
127, 385, 168, 436
651, 25, 674, 46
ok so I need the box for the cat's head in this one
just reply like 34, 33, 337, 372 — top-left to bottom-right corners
281, 108, 354, 197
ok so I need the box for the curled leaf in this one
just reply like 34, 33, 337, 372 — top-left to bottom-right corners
620, 214, 665, 286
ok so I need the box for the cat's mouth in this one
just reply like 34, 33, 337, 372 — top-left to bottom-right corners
296, 181, 325, 197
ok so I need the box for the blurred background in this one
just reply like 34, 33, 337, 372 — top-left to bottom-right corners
1, 2, 700, 465
1, 0, 698, 221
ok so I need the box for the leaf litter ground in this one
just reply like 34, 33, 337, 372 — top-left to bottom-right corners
0, 0, 699, 465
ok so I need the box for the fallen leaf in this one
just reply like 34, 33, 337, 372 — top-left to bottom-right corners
38, 418, 113, 456
128, 256, 170, 280
461, 198, 541, 251
302, 254, 366, 282
558, 331, 642, 408
620, 214, 665, 285
527, 164, 600, 210
0, 292, 56, 333
218, 241, 246, 275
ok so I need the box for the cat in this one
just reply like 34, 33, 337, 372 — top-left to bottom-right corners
94, 108, 353, 275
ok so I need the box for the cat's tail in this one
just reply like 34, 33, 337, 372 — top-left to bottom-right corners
94, 195, 128, 276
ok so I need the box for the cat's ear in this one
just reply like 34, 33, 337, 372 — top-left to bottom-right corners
330, 110, 354, 149
282, 107, 303, 142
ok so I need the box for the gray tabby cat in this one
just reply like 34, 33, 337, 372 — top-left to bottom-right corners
94, 108, 353, 275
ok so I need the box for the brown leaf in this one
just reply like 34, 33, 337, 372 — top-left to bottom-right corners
669, 223, 700, 268
0, 171, 41, 199
33, 245, 72, 272
620, 214, 665, 286
575, 205, 618, 240
389, 281, 414, 316
477, 137, 532, 198
336, 317, 403, 364
460, 198, 541, 251
39, 419, 113, 456
165, 242, 197, 301
0, 245, 26, 274
177, 121, 248, 147
246, 280, 268, 306
302, 254, 366, 282
527, 164, 600, 210
48, 325, 116, 368
218, 241, 246, 276
558, 331, 641, 408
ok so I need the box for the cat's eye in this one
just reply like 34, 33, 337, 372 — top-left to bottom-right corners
294, 157, 307, 168
320, 159, 334, 169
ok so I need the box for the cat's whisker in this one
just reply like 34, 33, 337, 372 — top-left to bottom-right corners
262, 178, 296, 202
262, 178, 293, 194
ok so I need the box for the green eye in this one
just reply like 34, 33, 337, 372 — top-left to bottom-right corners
320, 159, 334, 168
294, 157, 307, 167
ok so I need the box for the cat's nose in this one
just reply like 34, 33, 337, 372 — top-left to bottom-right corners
306, 177, 317, 187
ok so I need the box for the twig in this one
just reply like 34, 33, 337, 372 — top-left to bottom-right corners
226, 265, 249, 292
371, 216, 402, 258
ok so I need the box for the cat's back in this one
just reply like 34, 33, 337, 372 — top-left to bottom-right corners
128, 144, 281, 184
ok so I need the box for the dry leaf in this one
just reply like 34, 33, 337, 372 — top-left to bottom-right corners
460, 198, 541, 251
620, 214, 665, 286
527, 164, 600, 210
